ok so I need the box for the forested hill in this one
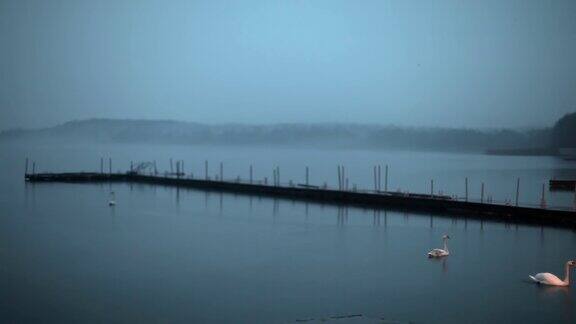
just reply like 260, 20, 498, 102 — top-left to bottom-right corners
2, 118, 559, 153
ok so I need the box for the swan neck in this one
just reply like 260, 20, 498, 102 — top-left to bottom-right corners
443, 238, 449, 252
564, 263, 571, 285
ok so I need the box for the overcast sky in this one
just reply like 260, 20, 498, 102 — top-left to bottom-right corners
1, 0, 575, 130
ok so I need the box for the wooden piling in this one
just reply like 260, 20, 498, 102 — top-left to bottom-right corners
515, 178, 520, 206
25, 158, 29, 175
373, 166, 377, 191
277, 167, 280, 186
305, 166, 309, 186
378, 165, 381, 191
340, 166, 344, 190
465, 177, 468, 202
481, 182, 485, 203
205, 160, 208, 180
109, 158, 112, 174
250, 165, 253, 184
220, 162, 223, 182
540, 183, 546, 208
384, 165, 388, 192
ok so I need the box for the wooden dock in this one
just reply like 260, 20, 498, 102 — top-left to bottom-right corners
24, 171, 576, 228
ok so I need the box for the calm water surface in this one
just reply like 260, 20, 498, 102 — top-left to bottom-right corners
1, 141, 576, 323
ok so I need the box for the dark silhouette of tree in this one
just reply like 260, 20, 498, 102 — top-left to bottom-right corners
551, 112, 576, 148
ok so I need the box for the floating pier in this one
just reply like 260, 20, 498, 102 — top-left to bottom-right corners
24, 171, 576, 228
549, 179, 576, 191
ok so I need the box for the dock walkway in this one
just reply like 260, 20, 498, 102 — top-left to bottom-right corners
25, 171, 576, 228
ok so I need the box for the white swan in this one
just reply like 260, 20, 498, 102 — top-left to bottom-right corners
428, 235, 450, 258
108, 191, 116, 206
530, 260, 576, 286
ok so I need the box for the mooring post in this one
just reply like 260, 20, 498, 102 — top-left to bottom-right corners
205, 160, 208, 180
305, 166, 309, 186
540, 183, 546, 208
250, 165, 253, 184
378, 165, 381, 191
340, 165, 343, 190
220, 162, 223, 182
515, 178, 520, 206
109, 158, 112, 175
340, 166, 343, 190
154, 160, 157, 175
277, 167, 280, 186
181, 160, 184, 175
465, 177, 468, 202
25, 158, 29, 175
373, 166, 377, 191
385, 165, 389, 192
337, 165, 342, 190
481, 182, 485, 203
100, 157, 103, 174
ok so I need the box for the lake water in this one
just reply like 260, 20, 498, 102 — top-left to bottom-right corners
1, 141, 576, 323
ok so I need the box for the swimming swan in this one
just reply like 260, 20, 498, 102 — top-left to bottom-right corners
530, 261, 576, 286
428, 235, 450, 258
108, 191, 116, 206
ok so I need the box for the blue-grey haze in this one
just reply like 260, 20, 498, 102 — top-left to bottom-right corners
2, 141, 576, 323
1, 0, 576, 130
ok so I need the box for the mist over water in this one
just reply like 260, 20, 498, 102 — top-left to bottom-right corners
2, 141, 576, 323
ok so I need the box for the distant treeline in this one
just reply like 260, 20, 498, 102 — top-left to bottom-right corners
2, 112, 575, 153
